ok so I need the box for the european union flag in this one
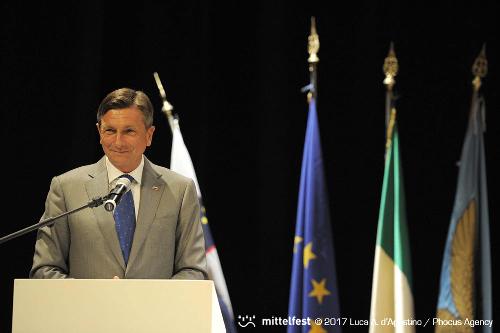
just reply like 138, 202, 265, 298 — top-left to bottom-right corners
288, 97, 341, 333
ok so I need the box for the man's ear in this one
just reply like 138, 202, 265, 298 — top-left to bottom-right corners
96, 123, 102, 143
146, 126, 156, 146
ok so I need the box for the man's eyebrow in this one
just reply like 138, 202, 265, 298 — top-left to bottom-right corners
123, 125, 138, 130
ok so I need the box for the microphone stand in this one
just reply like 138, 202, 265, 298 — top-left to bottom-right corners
0, 196, 107, 245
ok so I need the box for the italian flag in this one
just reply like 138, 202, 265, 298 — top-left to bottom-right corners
369, 119, 415, 333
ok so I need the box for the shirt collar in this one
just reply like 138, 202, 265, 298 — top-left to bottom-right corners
105, 155, 144, 185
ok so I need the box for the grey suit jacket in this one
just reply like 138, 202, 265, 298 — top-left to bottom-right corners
30, 156, 207, 280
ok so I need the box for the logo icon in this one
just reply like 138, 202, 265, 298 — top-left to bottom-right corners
237, 315, 256, 328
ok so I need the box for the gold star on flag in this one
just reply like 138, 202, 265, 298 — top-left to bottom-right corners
308, 322, 327, 333
303, 242, 317, 268
308, 278, 331, 304
200, 206, 208, 224
294, 236, 303, 253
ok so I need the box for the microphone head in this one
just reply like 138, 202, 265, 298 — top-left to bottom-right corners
104, 201, 116, 212
104, 176, 133, 212
116, 176, 132, 190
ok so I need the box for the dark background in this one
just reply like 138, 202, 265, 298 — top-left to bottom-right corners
1, 1, 498, 332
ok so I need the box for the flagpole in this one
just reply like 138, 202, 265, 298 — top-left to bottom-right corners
383, 42, 398, 149
153, 73, 238, 332
370, 41, 415, 333
471, 44, 492, 332
288, 17, 342, 332
434, 43, 492, 333
471, 44, 487, 94
153, 72, 175, 133
471, 44, 487, 128
306, 16, 319, 102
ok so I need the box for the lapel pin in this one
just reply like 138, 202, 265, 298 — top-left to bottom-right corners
152, 186, 159, 191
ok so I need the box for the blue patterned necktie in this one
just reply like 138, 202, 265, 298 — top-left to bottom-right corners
113, 174, 136, 265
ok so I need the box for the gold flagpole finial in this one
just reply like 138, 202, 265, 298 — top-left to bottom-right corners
383, 42, 398, 91
306, 17, 319, 102
472, 44, 487, 92
308, 17, 319, 64
383, 43, 398, 148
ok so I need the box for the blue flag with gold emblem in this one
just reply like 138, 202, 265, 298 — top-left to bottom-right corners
288, 97, 341, 333
435, 96, 492, 332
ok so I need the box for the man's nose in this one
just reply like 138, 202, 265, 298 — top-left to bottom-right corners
114, 133, 124, 146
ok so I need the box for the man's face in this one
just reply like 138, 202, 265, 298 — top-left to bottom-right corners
97, 106, 155, 173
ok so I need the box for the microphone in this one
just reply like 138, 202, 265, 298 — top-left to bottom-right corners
104, 177, 132, 212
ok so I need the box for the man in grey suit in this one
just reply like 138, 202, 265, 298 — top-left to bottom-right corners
30, 88, 207, 280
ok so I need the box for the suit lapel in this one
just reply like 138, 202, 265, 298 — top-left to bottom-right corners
127, 159, 164, 271
85, 158, 126, 269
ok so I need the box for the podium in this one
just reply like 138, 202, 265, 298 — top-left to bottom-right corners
12, 279, 226, 333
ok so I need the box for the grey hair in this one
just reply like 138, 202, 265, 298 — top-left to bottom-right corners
97, 88, 154, 128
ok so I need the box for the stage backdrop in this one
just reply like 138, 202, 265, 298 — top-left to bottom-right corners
1, 1, 498, 332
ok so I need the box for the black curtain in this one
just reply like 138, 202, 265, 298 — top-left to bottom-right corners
1, 1, 498, 331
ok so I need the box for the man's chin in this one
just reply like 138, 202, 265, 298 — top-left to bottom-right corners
108, 156, 128, 167
107, 155, 140, 173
